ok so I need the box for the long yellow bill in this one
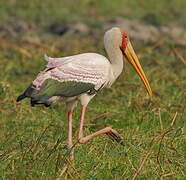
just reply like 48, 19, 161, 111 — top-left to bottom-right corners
124, 41, 152, 96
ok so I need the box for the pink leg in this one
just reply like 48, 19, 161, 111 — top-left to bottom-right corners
78, 105, 122, 144
67, 111, 74, 160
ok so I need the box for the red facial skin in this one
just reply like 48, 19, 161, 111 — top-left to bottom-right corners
120, 29, 128, 50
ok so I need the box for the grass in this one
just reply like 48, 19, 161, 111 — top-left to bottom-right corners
1, 0, 186, 26
0, 0, 186, 179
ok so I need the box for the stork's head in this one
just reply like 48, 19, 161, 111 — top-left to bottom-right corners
104, 27, 152, 97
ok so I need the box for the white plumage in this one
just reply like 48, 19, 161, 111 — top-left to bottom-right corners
43, 53, 113, 89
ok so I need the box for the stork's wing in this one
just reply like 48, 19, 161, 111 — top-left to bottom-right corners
37, 79, 95, 97
17, 78, 96, 107
17, 53, 111, 106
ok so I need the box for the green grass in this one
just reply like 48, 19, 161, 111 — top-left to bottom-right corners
1, 0, 186, 26
0, 0, 186, 179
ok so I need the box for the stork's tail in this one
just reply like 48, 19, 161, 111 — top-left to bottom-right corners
16, 94, 27, 102
16, 84, 38, 102
16, 83, 51, 107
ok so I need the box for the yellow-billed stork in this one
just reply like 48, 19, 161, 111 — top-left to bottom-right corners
17, 27, 152, 159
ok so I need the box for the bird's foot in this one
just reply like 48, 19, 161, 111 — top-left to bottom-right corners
106, 129, 123, 143
78, 127, 123, 144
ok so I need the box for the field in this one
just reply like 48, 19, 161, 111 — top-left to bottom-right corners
0, 0, 186, 179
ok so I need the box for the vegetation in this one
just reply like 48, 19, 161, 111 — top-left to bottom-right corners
0, 0, 185, 179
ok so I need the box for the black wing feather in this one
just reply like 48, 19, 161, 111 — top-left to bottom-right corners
16, 79, 97, 107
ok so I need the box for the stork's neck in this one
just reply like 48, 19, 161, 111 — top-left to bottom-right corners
105, 44, 123, 80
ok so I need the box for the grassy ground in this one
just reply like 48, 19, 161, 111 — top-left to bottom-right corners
0, 0, 186, 179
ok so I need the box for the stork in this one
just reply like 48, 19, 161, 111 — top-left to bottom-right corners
17, 27, 152, 160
